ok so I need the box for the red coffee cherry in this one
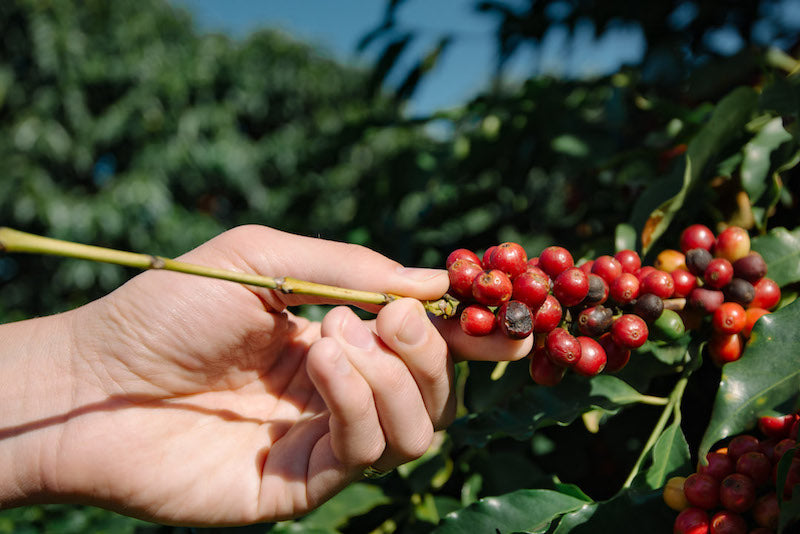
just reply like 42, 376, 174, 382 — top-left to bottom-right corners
448, 259, 484, 300
489, 242, 528, 279
538, 246, 574, 278
735, 451, 771, 487
533, 295, 563, 333
459, 304, 497, 336
751, 492, 779, 530
686, 248, 713, 276
578, 259, 594, 275
688, 287, 725, 314
758, 414, 796, 440
743, 307, 770, 338
481, 246, 497, 270
732, 252, 767, 283
545, 327, 582, 367
681, 224, 716, 252
751, 278, 781, 310
529, 346, 566, 386
610, 314, 648, 349
727, 435, 761, 462
446, 248, 481, 269
714, 226, 751, 263
496, 301, 533, 339
598, 332, 631, 373
635, 265, 657, 284
577, 305, 614, 337
641, 269, 675, 299
673, 507, 710, 534
553, 267, 589, 307
719, 473, 756, 513
697, 451, 734, 481
707, 333, 743, 366
712, 302, 747, 335
683, 472, 720, 509
591, 255, 623, 285
704, 258, 734, 289
709, 510, 747, 534
512, 270, 550, 312
573, 336, 607, 377
614, 249, 641, 274
584, 274, 609, 305
772, 438, 797, 463
671, 268, 697, 298
472, 269, 513, 307
610, 272, 640, 305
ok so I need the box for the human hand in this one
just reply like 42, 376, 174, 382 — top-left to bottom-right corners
0, 225, 532, 526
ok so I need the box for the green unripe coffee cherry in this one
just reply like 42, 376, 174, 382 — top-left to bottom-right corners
651, 308, 685, 341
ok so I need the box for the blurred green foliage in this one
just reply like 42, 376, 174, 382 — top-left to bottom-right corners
2, 0, 800, 532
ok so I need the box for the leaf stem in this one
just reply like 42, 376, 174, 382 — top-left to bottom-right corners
0, 227, 459, 318
621, 372, 689, 489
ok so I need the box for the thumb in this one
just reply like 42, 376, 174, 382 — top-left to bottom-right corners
183, 225, 449, 311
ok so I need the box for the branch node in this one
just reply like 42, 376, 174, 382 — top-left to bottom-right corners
274, 277, 290, 293
149, 256, 166, 269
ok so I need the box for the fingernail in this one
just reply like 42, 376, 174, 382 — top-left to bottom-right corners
396, 266, 446, 282
342, 316, 375, 349
396, 308, 427, 346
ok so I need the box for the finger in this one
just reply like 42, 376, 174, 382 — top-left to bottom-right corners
182, 225, 449, 311
433, 315, 534, 362
305, 337, 384, 468
321, 307, 434, 470
374, 299, 455, 430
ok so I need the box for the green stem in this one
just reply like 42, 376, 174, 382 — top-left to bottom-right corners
0, 227, 459, 318
621, 373, 689, 489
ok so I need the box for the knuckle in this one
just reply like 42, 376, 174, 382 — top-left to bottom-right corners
395, 422, 434, 461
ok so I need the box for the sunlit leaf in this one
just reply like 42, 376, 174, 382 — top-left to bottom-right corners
450, 374, 656, 447
433, 489, 590, 534
740, 117, 792, 202
698, 297, 800, 459
632, 421, 691, 490
752, 226, 800, 287
552, 488, 673, 533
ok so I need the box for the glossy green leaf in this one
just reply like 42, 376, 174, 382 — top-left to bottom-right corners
698, 297, 800, 459
632, 421, 691, 490
433, 489, 590, 534
615, 223, 637, 252
740, 117, 793, 202
638, 332, 691, 366
633, 87, 759, 253
450, 374, 656, 447
552, 488, 673, 533
752, 226, 800, 287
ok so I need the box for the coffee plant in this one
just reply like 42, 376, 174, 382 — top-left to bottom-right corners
2, 0, 800, 533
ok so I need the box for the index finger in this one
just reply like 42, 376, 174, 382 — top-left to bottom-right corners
432, 316, 533, 362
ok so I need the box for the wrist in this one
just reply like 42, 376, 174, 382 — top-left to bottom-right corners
0, 309, 90, 507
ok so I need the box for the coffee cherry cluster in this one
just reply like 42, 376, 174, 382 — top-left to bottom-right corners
665, 412, 800, 534
447, 242, 657, 385
667, 224, 780, 366
444, 224, 779, 386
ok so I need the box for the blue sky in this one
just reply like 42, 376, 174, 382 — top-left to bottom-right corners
170, 0, 644, 116
169, 1, 800, 116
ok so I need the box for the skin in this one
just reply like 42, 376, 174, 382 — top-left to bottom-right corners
0, 225, 531, 526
